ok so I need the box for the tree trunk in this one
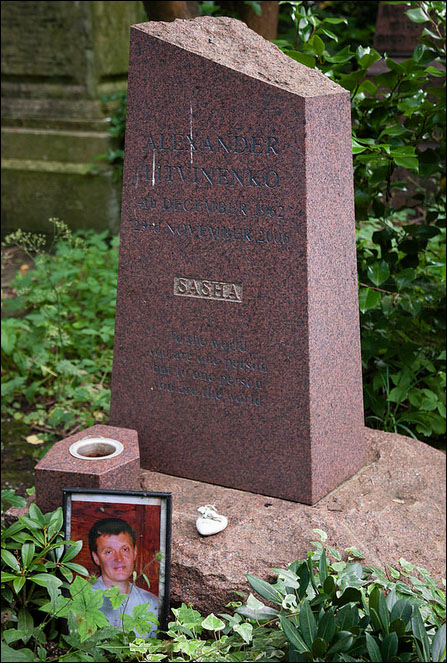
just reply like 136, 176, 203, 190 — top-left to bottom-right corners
142, 1, 200, 21
238, 1, 279, 40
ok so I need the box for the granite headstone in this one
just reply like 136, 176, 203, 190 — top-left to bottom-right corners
373, 3, 422, 58
110, 17, 365, 504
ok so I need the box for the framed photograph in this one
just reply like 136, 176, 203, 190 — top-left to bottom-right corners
63, 489, 172, 635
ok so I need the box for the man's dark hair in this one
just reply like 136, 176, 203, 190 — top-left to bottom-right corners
88, 517, 136, 557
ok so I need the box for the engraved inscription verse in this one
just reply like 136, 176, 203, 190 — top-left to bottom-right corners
148, 330, 267, 408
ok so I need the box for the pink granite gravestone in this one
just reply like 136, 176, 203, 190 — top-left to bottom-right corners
109, 17, 365, 505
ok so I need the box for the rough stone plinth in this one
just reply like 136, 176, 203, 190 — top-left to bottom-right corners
34, 425, 140, 513
140, 429, 446, 614
110, 16, 364, 505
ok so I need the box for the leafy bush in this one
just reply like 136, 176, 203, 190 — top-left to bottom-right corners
274, 0, 446, 446
2, 220, 118, 447
2, 508, 445, 662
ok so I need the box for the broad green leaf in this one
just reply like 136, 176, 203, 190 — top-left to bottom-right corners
309, 34, 325, 56
406, 7, 430, 22
424, 63, 445, 77
0, 644, 35, 662
1, 519, 26, 539
18, 609, 34, 645
28, 502, 45, 525
319, 549, 328, 583
29, 573, 62, 589
317, 609, 336, 643
323, 17, 347, 24
1, 549, 20, 571
412, 607, 430, 662
392, 155, 419, 170
352, 138, 368, 154
1, 571, 18, 582
21, 543, 35, 569
47, 507, 64, 538
1, 328, 16, 354
336, 604, 356, 630
389, 618, 406, 637
2, 629, 29, 645
283, 50, 316, 68
13, 576, 26, 593
366, 633, 383, 662
356, 45, 381, 68
61, 539, 83, 562
367, 261, 390, 286
323, 575, 336, 596
299, 600, 317, 648
359, 287, 380, 312
65, 561, 90, 576
201, 613, 225, 631
296, 561, 310, 599
432, 624, 446, 663
334, 587, 362, 607
326, 631, 354, 656
312, 637, 328, 657
1, 490, 26, 508
279, 615, 308, 653
381, 632, 398, 660
246, 574, 282, 604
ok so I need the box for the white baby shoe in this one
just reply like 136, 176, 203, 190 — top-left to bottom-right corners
196, 504, 228, 536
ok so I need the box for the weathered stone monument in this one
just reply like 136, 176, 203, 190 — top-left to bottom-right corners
110, 17, 365, 505
1, 0, 145, 234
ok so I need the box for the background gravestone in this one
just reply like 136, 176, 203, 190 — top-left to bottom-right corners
1, 0, 145, 235
110, 17, 365, 505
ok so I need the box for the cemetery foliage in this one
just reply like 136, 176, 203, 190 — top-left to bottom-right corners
2, 221, 118, 445
275, 0, 446, 444
1, 500, 445, 662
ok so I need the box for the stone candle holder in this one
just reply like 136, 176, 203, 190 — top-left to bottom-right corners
34, 424, 140, 513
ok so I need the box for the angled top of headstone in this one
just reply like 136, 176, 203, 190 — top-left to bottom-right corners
134, 16, 342, 98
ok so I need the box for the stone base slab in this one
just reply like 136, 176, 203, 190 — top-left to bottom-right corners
139, 428, 445, 614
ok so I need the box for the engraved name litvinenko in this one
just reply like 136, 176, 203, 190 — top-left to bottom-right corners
174, 277, 242, 302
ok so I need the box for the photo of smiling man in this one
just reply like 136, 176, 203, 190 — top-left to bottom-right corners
89, 517, 158, 635
63, 489, 172, 636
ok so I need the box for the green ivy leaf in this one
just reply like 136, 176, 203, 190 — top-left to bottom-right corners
233, 622, 253, 644
201, 613, 225, 631
367, 261, 390, 286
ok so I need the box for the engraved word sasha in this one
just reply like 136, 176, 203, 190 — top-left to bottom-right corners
174, 277, 242, 303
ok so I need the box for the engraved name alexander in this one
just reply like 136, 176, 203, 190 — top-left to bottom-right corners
174, 277, 242, 303
136, 132, 280, 189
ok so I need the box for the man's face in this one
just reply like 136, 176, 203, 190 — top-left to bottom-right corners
92, 532, 137, 585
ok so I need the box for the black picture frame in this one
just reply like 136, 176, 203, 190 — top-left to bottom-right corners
63, 488, 172, 634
